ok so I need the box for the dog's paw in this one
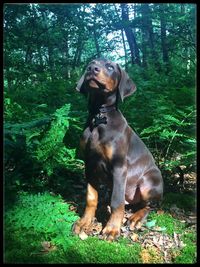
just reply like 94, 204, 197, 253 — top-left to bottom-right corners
101, 224, 120, 241
128, 206, 150, 230
72, 218, 91, 235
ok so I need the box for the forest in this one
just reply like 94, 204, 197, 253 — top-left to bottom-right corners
4, 3, 196, 264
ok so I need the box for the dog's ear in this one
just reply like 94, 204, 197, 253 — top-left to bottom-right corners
117, 65, 136, 101
76, 72, 87, 96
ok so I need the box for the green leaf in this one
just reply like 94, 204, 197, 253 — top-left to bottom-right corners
145, 219, 157, 228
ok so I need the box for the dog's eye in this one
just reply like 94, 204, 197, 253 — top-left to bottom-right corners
106, 64, 114, 71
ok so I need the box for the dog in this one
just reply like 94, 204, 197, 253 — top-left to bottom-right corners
73, 58, 163, 241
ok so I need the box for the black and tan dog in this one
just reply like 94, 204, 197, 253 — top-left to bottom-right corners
73, 58, 163, 241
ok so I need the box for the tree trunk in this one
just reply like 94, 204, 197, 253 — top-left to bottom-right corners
93, 24, 100, 58
121, 29, 128, 71
141, 4, 158, 68
120, 3, 140, 66
160, 5, 169, 71
73, 34, 83, 68
113, 4, 128, 69
47, 45, 55, 82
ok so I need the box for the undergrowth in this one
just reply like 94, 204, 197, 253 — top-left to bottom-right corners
4, 191, 196, 263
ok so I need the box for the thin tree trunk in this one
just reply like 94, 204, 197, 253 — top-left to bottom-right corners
121, 3, 140, 66
160, 5, 169, 72
47, 45, 55, 82
93, 24, 100, 58
113, 4, 128, 69
141, 4, 159, 68
73, 34, 83, 68
121, 29, 128, 71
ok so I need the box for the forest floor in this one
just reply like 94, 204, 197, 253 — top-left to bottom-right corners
73, 202, 196, 263
4, 172, 196, 264
65, 170, 197, 263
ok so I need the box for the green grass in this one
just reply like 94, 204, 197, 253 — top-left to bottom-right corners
4, 191, 196, 263
148, 211, 185, 235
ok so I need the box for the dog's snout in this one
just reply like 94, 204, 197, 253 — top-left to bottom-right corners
87, 63, 101, 75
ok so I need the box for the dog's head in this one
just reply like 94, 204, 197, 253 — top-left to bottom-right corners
76, 58, 136, 101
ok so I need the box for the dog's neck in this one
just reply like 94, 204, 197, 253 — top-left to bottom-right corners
87, 92, 118, 128
88, 92, 118, 116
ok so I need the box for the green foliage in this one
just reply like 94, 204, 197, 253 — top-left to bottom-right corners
31, 104, 83, 176
4, 191, 142, 264
4, 191, 196, 264
162, 192, 196, 211
4, 102, 83, 194
5, 191, 79, 238
71, 237, 141, 264
4, 92, 29, 122
4, 191, 78, 263
148, 211, 185, 235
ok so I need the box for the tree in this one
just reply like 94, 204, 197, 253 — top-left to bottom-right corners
120, 3, 140, 65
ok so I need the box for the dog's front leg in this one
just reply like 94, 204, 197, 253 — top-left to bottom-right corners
102, 166, 127, 241
73, 183, 98, 234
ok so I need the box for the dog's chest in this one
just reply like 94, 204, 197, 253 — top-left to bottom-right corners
83, 126, 113, 162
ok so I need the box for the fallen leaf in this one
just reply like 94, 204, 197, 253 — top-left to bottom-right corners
173, 232, 179, 247
130, 233, 138, 242
145, 219, 157, 228
79, 231, 88, 240
157, 210, 164, 215
41, 241, 57, 253
153, 226, 167, 232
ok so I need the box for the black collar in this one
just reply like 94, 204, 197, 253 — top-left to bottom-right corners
99, 104, 116, 113
91, 104, 116, 127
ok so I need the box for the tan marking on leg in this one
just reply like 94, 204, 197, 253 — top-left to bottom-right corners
128, 206, 150, 230
73, 183, 98, 234
102, 203, 124, 241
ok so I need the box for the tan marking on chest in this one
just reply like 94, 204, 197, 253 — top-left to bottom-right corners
101, 144, 113, 160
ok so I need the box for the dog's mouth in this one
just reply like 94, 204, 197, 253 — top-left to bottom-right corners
85, 77, 106, 90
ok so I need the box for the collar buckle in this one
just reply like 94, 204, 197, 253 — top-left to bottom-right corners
93, 113, 107, 127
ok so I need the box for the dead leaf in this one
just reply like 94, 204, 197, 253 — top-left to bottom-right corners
79, 231, 88, 240
153, 226, 167, 232
157, 209, 164, 215
130, 233, 138, 242
173, 232, 179, 247
41, 241, 57, 253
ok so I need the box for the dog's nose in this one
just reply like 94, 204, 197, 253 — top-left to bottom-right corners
87, 64, 101, 75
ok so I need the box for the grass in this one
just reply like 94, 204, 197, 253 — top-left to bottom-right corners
4, 191, 196, 263
148, 211, 185, 235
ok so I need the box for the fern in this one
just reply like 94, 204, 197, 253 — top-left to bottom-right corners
5, 192, 79, 246
32, 104, 83, 175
